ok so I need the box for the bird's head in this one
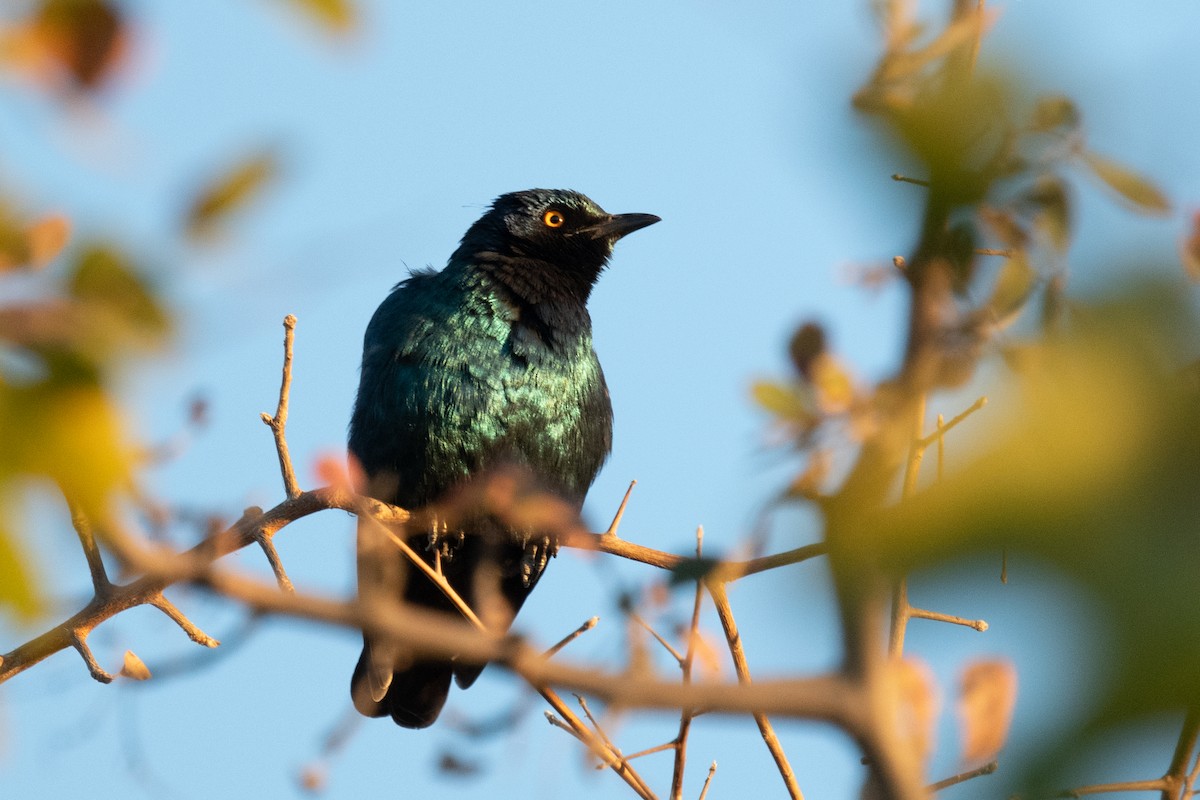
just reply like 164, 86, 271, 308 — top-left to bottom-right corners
454, 189, 659, 304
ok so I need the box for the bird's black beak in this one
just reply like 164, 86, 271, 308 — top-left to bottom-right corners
577, 212, 661, 242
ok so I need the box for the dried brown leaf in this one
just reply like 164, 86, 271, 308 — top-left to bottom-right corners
958, 659, 1017, 763
120, 649, 151, 680
32, 0, 129, 89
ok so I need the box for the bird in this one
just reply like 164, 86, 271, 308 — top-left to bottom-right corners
348, 188, 659, 728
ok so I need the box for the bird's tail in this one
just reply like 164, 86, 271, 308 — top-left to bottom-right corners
351, 646, 452, 729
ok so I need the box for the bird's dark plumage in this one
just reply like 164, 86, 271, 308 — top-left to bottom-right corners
349, 189, 658, 727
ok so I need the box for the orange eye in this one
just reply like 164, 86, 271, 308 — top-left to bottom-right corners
542, 210, 566, 228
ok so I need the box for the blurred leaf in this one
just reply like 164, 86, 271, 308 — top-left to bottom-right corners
984, 250, 1036, 328
889, 657, 940, 768
811, 355, 857, 415
751, 379, 811, 421
958, 660, 1016, 763
26, 214, 71, 267
668, 556, 722, 586
0, 379, 132, 517
876, 283, 1200, 771
119, 649, 151, 680
1021, 175, 1072, 252
185, 151, 279, 241
437, 751, 481, 777
788, 322, 826, 379
32, 0, 129, 89
69, 243, 170, 351
0, 522, 41, 621
783, 449, 831, 501
279, 0, 358, 34
1180, 211, 1200, 282
1028, 95, 1080, 133
1080, 151, 1171, 215
890, 73, 1014, 206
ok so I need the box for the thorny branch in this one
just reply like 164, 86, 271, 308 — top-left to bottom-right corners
670, 528, 708, 800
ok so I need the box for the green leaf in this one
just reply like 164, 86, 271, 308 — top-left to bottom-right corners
1081, 151, 1171, 215
185, 151, 280, 240
69, 244, 171, 352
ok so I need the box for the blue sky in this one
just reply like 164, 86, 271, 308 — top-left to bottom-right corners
2, 1, 1199, 798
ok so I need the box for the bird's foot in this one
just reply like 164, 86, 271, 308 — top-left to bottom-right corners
425, 517, 464, 563
519, 534, 557, 589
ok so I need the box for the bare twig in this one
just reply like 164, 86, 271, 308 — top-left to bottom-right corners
892, 173, 931, 186
544, 616, 599, 658
68, 504, 112, 597
70, 630, 113, 683
254, 314, 301, 592
927, 760, 997, 792
1063, 779, 1168, 797
915, 396, 987, 449
630, 611, 685, 666
709, 581, 803, 799
254, 532, 295, 593
148, 592, 220, 647
908, 607, 987, 631
698, 762, 717, 800
671, 527, 708, 800
260, 314, 301, 500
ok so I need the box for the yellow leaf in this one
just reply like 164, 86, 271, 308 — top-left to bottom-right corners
750, 379, 810, 421
958, 659, 1017, 763
280, 0, 358, 34
185, 151, 279, 240
811, 354, 857, 415
0, 522, 42, 621
1081, 151, 1171, 215
120, 649, 151, 680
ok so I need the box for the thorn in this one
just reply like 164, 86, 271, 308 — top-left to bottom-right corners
605, 480, 637, 537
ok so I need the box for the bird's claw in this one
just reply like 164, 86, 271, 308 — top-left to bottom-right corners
425, 517, 464, 562
519, 534, 558, 589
